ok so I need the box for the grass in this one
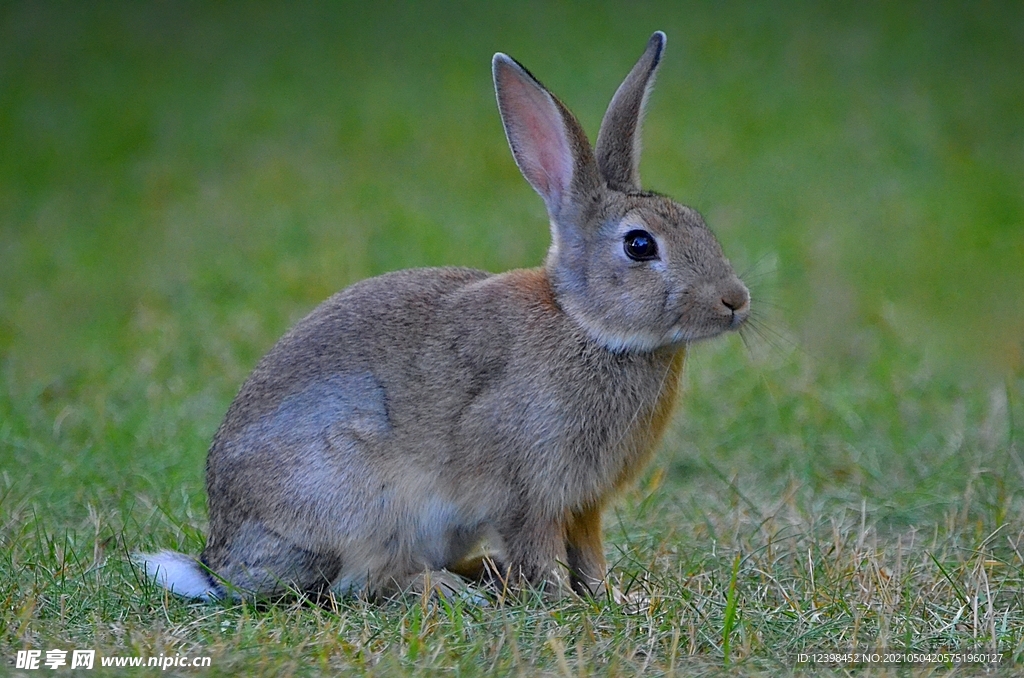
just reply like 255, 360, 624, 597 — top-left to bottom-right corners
2, 1, 1024, 675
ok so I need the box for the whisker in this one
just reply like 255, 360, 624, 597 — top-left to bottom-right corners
744, 315, 785, 343
738, 324, 756, 357
739, 252, 778, 282
739, 316, 806, 361
748, 297, 788, 312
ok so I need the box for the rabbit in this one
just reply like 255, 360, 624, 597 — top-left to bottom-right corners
136, 30, 749, 602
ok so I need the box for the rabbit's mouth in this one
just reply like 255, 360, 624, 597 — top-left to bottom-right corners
666, 303, 749, 344
729, 307, 750, 329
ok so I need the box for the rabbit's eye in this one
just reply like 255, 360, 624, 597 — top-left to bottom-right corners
624, 230, 658, 261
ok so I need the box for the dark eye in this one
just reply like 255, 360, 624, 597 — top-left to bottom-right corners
624, 229, 658, 261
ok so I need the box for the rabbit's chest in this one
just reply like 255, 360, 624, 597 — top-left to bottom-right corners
607, 347, 686, 491
434, 341, 686, 504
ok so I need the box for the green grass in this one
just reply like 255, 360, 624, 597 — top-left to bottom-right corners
2, 1, 1023, 675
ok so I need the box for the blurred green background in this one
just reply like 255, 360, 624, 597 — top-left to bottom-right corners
1, 1, 1022, 495
2, 1, 1022, 385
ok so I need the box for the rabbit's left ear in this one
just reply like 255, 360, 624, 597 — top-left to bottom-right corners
595, 31, 666, 192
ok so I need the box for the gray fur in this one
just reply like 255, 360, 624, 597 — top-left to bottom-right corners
139, 32, 750, 601
596, 31, 665, 191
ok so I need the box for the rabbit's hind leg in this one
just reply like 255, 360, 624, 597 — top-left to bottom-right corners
202, 520, 341, 600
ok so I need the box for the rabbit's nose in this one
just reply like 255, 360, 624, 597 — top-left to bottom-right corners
720, 283, 750, 322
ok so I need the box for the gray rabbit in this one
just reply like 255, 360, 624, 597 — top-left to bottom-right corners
138, 32, 749, 601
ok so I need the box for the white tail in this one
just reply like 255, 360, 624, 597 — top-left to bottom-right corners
134, 550, 219, 600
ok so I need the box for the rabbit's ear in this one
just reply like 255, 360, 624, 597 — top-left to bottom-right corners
595, 32, 666, 192
493, 54, 600, 219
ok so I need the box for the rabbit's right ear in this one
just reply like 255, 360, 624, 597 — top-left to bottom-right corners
493, 54, 600, 219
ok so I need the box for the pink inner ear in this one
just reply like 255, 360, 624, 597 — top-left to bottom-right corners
499, 66, 573, 211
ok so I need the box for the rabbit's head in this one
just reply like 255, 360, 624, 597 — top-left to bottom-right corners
494, 32, 749, 352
